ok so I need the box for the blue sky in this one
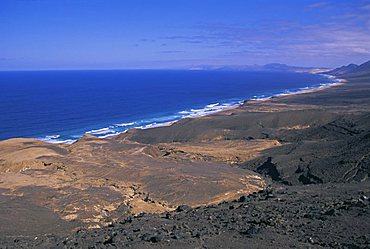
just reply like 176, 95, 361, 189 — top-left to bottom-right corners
1, 0, 369, 70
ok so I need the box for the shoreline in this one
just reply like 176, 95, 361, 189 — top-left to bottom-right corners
247, 75, 345, 102
2, 73, 344, 145
95, 74, 346, 142
0, 69, 369, 247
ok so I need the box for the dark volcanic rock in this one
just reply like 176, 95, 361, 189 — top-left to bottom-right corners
256, 157, 281, 181
2, 182, 369, 248
238, 195, 250, 202
298, 170, 323, 185
176, 205, 192, 212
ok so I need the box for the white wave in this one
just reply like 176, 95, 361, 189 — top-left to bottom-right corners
178, 110, 191, 114
115, 122, 135, 127
206, 103, 219, 108
180, 101, 240, 119
52, 139, 76, 144
39, 136, 76, 144
136, 121, 176, 130
44, 135, 61, 139
97, 132, 120, 139
86, 127, 116, 135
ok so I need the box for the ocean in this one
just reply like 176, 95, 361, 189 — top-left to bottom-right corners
0, 70, 335, 143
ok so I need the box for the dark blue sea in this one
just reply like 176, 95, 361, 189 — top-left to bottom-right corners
0, 70, 335, 143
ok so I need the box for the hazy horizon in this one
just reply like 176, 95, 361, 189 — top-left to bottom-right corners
1, 0, 370, 70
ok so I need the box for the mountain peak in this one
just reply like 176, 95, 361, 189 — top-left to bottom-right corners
327, 60, 370, 76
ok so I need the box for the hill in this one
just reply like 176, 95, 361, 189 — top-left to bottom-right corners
327, 63, 358, 75
328, 60, 370, 76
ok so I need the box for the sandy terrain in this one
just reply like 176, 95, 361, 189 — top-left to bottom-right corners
0, 133, 267, 233
0, 70, 369, 248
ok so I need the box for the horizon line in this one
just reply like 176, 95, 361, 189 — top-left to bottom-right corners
0, 64, 335, 72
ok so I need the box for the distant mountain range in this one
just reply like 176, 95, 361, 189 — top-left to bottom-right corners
189, 63, 327, 72
327, 60, 370, 76
189, 60, 370, 76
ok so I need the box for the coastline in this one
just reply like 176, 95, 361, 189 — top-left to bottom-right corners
34, 73, 344, 144
249, 75, 345, 102
0, 69, 369, 247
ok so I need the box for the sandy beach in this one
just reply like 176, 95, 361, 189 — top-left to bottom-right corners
0, 67, 369, 248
